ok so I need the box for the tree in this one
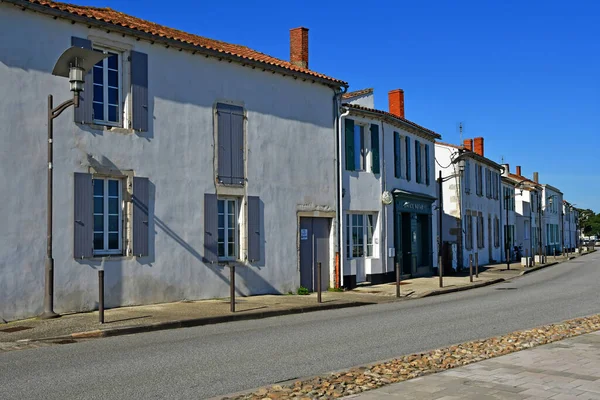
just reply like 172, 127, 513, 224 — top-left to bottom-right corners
578, 208, 600, 237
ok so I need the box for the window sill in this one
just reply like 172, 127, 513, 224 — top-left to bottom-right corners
78, 122, 136, 135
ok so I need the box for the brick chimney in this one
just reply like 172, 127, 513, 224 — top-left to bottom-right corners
290, 27, 309, 69
388, 89, 405, 119
474, 137, 484, 156
516, 165, 522, 176
463, 138, 473, 151
533, 172, 539, 183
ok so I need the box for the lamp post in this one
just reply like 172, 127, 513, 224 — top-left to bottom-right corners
41, 47, 109, 319
436, 154, 465, 288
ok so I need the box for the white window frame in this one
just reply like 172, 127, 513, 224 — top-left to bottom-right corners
217, 198, 240, 260
93, 178, 123, 255
92, 46, 123, 127
346, 213, 376, 259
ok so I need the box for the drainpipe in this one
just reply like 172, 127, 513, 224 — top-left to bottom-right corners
380, 122, 387, 276
334, 88, 349, 288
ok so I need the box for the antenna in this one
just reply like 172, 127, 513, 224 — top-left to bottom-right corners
501, 155, 505, 163
457, 121, 464, 143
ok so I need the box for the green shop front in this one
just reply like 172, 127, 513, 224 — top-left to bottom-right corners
393, 189, 436, 278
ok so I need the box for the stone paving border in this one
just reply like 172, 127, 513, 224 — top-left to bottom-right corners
219, 314, 600, 400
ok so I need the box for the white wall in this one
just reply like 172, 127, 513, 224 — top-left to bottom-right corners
0, 5, 337, 321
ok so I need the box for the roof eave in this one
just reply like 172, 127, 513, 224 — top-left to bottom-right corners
8, 0, 348, 88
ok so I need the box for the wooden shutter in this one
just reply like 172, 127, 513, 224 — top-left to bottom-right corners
344, 118, 355, 171
217, 104, 232, 184
230, 107, 245, 185
131, 51, 149, 132
132, 177, 149, 257
204, 193, 218, 263
74, 172, 93, 258
425, 144, 430, 185
71, 37, 93, 124
370, 124, 380, 174
415, 140, 421, 183
394, 132, 401, 178
216, 103, 245, 185
405, 136, 411, 181
247, 196, 261, 262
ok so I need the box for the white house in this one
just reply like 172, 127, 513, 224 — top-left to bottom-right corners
563, 201, 579, 252
501, 176, 517, 261
435, 138, 503, 271
339, 88, 440, 287
541, 184, 564, 255
0, 0, 348, 321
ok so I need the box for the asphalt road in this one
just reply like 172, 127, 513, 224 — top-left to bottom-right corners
1, 253, 599, 400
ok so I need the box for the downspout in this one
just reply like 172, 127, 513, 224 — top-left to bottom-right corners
380, 122, 387, 276
334, 87, 349, 288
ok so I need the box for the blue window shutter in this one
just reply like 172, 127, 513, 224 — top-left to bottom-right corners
204, 193, 218, 263
73, 172, 93, 258
132, 177, 149, 257
71, 37, 93, 124
425, 144, 430, 185
247, 196, 261, 262
345, 119, 355, 171
217, 104, 233, 185
405, 137, 411, 181
131, 51, 148, 131
415, 140, 421, 183
370, 124, 380, 174
394, 132, 401, 178
230, 107, 245, 185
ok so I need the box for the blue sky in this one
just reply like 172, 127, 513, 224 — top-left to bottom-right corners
79, 0, 599, 211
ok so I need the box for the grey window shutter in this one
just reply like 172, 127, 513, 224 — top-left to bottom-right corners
204, 193, 218, 263
217, 105, 233, 185
415, 140, 421, 183
345, 118, 355, 171
247, 196, 261, 262
370, 124, 380, 174
425, 144, 430, 185
71, 37, 93, 124
394, 132, 401, 178
74, 172, 93, 258
132, 177, 149, 257
230, 108, 245, 185
405, 137, 411, 181
131, 51, 148, 131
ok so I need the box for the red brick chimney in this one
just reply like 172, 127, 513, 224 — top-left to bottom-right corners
474, 137, 484, 156
463, 139, 473, 151
388, 89, 405, 119
533, 172, 539, 183
290, 27, 309, 69
516, 165, 522, 176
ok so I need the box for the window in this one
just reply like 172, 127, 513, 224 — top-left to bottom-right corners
346, 213, 376, 258
505, 225, 515, 247
477, 215, 484, 249
504, 187, 515, 210
464, 160, 471, 194
465, 215, 473, 250
218, 199, 239, 259
93, 178, 122, 254
415, 140, 422, 183
494, 217, 500, 248
425, 144, 431, 186
93, 48, 121, 125
405, 136, 412, 181
524, 220, 530, 240
216, 103, 245, 185
394, 132, 402, 178
476, 165, 483, 196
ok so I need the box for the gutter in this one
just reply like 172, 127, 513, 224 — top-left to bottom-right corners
4, 0, 348, 89
336, 101, 350, 288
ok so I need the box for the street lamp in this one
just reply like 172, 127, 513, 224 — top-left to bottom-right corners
436, 152, 466, 288
41, 47, 109, 319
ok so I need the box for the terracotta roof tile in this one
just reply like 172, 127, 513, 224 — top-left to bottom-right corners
343, 103, 441, 139
342, 88, 374, 99
22, 0, 346, 85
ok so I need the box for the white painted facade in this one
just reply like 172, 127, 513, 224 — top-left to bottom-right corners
563, 202, 579, 250
340, 94, 438, 286
0, 3, 343, 321
541, 185, 564, 255
501, 178, 518, 261
435, 142, 503, 270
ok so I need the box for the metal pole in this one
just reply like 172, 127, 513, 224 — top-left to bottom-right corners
98, 270, 104, 324
475, 252, 479, 278
42, 95, 58, 319
438, 171, 443, 288
396, 262, 401, 298
230, 264, 235, 313
469, 254, 473, 282
317, 262, 322, 303
506, 195, 510, 270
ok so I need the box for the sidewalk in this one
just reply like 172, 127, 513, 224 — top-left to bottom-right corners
344, 330, 600, 400
0, 249, 593, 348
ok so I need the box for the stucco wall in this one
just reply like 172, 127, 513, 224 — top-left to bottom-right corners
0, 5, 337, 321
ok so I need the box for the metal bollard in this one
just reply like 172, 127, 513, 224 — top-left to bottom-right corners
317, 262, 322, 304
469, 254, 473, 283
475, 253, 479, 278
98, 270, 104, 324
438, 254, 443, 288
396, 261, 401, 298
230, 264, 235, 313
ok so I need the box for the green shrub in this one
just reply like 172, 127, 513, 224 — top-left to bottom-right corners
297, 286, 310, 295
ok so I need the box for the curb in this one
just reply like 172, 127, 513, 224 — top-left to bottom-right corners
519, 262, 559, 276
419, 278, 505, 298
32, 301, 374, 342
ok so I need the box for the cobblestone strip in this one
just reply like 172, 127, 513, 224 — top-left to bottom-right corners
221, 314, 600, 400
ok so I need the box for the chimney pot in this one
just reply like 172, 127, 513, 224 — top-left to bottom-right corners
533, 172, 539, 183
388, 89, 405, 119
501, 163, 510, 177
516, 165, 522, 176
463, 138, 473, 151
290, 27, 309, 69
474, 137, 484, 156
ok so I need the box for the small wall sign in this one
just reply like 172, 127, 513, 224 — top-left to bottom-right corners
300, 229, 308, 241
